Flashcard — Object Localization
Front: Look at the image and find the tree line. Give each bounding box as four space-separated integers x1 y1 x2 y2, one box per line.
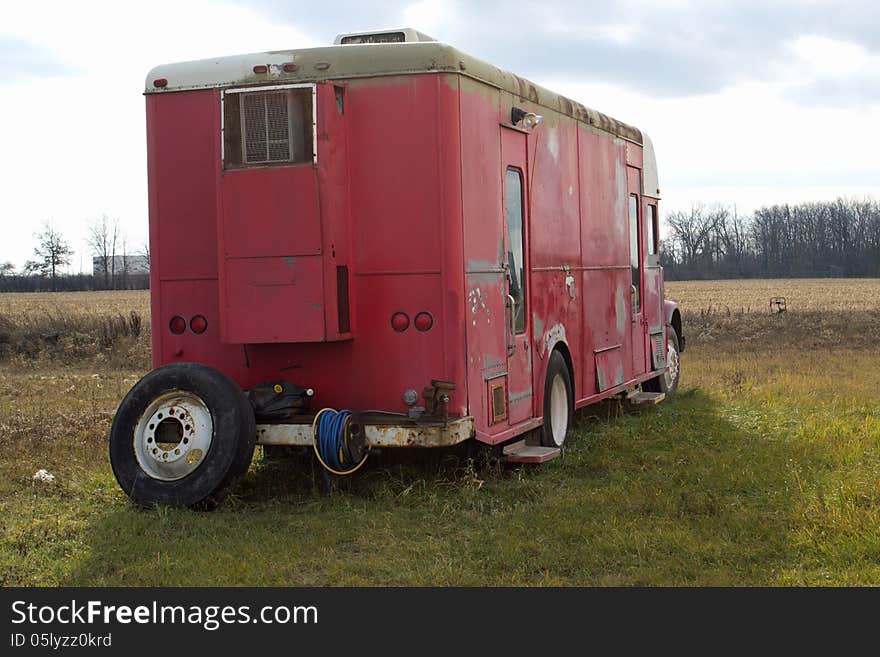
660 197 880 280
0 216 149 293
4 197 879 290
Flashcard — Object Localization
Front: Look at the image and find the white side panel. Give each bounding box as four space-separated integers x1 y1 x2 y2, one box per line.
641 132 661 199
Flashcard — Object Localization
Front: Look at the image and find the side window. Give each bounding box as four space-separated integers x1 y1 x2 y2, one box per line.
647 204 658 256
505 168 526 334
629 194 641 313
223 86 314 168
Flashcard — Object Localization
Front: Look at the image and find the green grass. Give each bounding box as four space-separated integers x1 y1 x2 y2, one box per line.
3 341 880 586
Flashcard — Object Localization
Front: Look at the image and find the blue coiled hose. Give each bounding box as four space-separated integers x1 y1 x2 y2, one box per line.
311 408 370 476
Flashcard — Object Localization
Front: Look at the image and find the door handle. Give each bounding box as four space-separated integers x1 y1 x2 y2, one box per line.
505 293 516 356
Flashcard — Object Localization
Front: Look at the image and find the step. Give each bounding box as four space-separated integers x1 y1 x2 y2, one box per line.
502 439 561 464
626 391 665 405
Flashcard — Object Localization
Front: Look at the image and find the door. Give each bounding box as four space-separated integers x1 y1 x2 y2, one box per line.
501 128 533 425
627 166 649 375
643 200 665 372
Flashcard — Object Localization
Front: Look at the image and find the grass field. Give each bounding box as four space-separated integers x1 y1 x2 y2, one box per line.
2 281 880 585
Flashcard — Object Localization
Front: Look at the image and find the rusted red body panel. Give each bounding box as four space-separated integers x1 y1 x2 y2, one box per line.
146 69 665 443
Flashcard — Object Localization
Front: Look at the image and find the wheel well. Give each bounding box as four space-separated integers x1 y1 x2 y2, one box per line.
551 342 575 400
670 309 682 344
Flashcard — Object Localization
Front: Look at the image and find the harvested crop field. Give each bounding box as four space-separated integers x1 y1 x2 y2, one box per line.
0 290 150 317
667 277 880 313
2 280 880 586
667 278 880 351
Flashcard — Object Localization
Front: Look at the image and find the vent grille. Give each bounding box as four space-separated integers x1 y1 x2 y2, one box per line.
242 91 291 163
651 332 666 370
340 31 406 44
490 381 507 424
223 85 313 169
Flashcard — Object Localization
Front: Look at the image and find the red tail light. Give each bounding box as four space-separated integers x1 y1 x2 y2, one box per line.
153 78 168 88
414 312 434 332
282 63 298 72
252 65 268 74
390 312 410 332
169 316 186 334
190 315 208 334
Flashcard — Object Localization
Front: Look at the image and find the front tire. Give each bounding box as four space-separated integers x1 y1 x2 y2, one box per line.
645 326 681 396
109 363 255 509
541 350 574 448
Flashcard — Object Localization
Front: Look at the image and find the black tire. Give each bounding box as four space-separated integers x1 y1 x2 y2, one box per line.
644 326 681 396
540 350 574 448
109 362 256 509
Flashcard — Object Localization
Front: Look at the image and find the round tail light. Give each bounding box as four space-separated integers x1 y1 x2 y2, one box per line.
390 312 410 332
169 316 186 335
190 315 208 334
414 311 434 332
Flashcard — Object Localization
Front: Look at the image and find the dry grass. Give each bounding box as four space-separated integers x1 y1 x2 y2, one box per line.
0 291 150 366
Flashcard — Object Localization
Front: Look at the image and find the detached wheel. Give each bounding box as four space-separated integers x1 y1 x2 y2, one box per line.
645 326 681 396
541 350 574 448
109 363 255 509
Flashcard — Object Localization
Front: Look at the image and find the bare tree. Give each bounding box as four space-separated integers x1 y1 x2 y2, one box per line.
86 214 121 290
664 205 725 277
662 196 880 280
110 220 119 288
120 236 129 289
31 222 73 291
717 207 751 277
0 262 14 277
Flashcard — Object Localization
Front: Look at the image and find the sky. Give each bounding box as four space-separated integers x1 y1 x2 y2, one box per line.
1 0 878 272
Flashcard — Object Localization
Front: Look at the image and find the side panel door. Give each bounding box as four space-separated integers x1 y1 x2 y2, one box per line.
501 128 534 425
642 199 665 371
626 166 648 375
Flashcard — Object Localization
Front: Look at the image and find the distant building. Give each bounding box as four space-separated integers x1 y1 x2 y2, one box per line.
93 255 150 276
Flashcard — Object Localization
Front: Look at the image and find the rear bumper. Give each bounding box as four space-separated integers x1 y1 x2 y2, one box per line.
256 416 474 448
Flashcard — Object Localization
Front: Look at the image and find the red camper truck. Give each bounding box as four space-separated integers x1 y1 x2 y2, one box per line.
110 28 684 507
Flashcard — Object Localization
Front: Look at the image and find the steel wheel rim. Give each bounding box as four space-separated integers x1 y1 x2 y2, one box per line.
133 391 213 481
550 374 568 447
664 338 680 389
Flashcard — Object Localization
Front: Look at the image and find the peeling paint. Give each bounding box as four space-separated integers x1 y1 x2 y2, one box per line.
615 284 627 335
565 274 576 299
468 287 491 321
547 127 560 163
615 148 627 238
466 258 502 273
532 313 544 354
509 388 533 404
542 322 566 356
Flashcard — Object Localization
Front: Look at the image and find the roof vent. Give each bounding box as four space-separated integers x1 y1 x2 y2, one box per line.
333 28 436 45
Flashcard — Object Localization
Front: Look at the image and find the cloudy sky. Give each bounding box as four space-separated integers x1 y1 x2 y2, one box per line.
1 0 878 271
